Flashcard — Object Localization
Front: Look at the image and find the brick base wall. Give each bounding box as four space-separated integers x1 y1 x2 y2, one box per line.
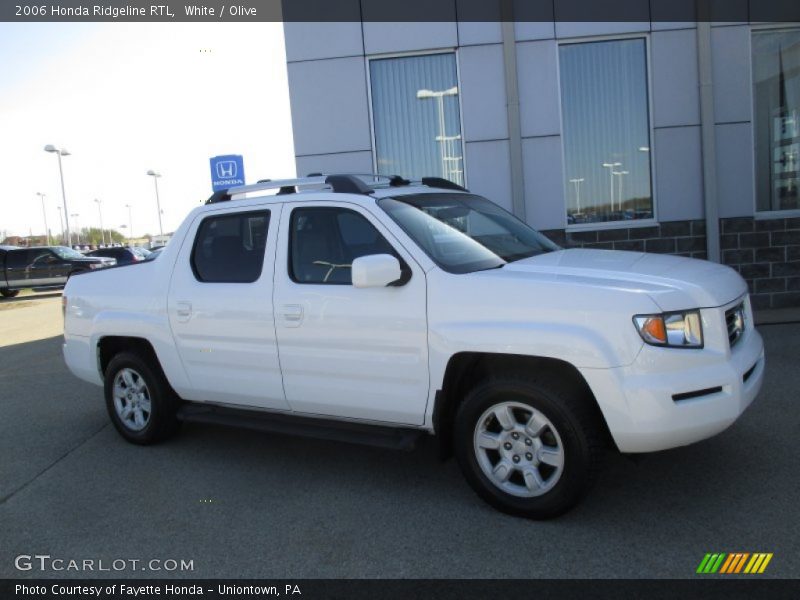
540 217 800 309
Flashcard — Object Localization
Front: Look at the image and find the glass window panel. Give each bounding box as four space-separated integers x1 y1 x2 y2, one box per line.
559 39 653 225
753 29 800 212
289 207 398 285
369 53 465 186
191 211 270 283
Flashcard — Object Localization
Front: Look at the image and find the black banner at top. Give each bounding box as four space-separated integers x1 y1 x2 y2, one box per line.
2 0 800 23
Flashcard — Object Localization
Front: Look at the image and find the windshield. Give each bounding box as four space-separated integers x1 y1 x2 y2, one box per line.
378 193 560 274
52 246 85 259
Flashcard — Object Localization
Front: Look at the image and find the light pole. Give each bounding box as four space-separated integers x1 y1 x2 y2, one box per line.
44 145 71 248
146 170 163 235
36 192 50 245
70 213 80 245
56 206 65 245
94 198 105 246
416 87 463 185
612 170 629 212
601 162 622 211
125 204 133 244
568 178 585 214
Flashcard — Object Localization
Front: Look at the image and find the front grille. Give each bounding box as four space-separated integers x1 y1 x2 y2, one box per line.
725 303 745 348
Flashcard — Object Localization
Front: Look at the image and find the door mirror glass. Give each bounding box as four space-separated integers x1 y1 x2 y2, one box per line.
352 254 401 288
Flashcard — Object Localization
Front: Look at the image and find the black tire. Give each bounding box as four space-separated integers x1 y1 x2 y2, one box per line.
454 373 604 519
0 288 19 298
104 351 181 445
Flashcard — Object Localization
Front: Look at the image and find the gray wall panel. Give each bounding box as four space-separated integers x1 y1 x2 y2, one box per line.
652 29 701 127
465 140 513 211
363 22 458 55
711 25 752 124
716 122 755 218
517 40 561 138
522 136 566 230
459 44 509 142
555 21 650 39
654 126 704 221
457 21 502 46
295 151 374 179
287 57 372 157
284 22 364 63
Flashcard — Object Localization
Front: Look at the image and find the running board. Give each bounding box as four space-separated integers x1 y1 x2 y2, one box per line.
176 403 422 451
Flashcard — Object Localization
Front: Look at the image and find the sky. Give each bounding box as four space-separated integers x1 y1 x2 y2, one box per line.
0 22 295 240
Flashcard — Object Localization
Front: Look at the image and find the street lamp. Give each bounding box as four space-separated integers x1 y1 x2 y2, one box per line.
94 198 105 246
568 178 585 214
416 87 463 185
44 145 71 247
612 170 630 212
56 206 65 245
146 170 163 235
36 192 50 245
125 204 133 244
601 162 622 211
70 213 80 245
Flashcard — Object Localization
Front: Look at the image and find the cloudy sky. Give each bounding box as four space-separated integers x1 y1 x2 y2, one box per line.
0 22 295 240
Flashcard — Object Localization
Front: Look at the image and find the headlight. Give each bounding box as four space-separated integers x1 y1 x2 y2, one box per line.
88 263 103 269
633 310 703 348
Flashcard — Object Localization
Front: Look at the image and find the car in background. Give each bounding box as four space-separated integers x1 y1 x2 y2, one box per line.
1 246 115 297
86 246 150 266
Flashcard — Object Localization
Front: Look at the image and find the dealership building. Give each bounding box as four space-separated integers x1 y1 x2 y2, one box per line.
283 18 800 309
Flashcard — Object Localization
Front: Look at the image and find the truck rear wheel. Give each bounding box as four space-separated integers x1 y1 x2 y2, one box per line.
0 288 19 298
454 374 603 519
104 352 180 445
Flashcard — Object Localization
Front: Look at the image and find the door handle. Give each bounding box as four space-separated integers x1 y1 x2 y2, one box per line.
281 304 304 327
176 301 192 322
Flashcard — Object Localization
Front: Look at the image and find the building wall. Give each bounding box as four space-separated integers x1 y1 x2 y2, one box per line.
284 20 800 308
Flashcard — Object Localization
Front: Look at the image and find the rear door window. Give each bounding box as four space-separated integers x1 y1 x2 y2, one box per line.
191 210 270 283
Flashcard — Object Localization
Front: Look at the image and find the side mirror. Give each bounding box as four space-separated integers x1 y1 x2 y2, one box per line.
352 254 402 288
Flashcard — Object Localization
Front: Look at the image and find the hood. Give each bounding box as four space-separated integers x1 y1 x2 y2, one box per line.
491 249 747 312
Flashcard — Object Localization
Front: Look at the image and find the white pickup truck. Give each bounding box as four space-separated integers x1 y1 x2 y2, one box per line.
63 174 765 518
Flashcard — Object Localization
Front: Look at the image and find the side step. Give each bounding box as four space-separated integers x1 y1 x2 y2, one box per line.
176 403 423 451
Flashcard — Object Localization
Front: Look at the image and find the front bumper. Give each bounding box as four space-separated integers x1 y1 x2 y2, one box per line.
580 299 765 453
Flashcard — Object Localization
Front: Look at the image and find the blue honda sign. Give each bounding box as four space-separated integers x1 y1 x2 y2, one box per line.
210 154 245 192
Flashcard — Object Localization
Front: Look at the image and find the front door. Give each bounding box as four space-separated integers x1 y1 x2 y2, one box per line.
167 204 289 411
273 201 429 425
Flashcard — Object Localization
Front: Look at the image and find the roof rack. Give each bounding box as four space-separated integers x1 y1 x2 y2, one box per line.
205 173 468 204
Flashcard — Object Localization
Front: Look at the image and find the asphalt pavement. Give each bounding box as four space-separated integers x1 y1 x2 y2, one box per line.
1 292 798 579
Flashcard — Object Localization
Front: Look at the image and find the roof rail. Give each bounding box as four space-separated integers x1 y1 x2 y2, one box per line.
204 173 465 204
204 174 387 204
421 177 468 192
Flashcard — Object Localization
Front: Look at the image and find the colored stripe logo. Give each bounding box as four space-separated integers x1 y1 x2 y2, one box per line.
697 553 773 574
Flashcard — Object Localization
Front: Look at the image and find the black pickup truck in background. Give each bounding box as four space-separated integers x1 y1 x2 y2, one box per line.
0 245 115 297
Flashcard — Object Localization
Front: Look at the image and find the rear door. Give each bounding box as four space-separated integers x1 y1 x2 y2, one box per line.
5 250 30 287
167 204 289 410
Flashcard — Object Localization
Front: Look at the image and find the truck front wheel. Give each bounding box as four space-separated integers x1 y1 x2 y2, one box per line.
0 288 19 298
104 352 180 445
454 374 603 519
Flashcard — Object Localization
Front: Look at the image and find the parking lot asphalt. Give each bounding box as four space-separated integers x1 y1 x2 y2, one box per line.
1 292 798 579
